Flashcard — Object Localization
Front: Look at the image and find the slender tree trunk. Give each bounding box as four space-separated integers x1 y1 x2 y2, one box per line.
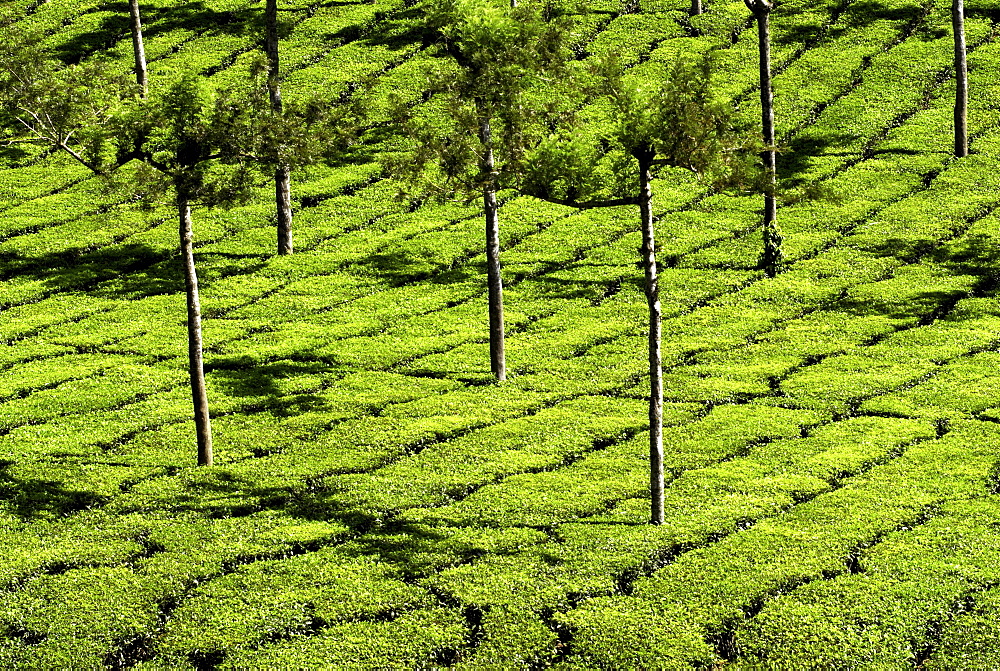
178 191 213 466
265 0 293 255
637 150 663 525
478 108 506 381
691 0 703 16
953 0 968 157
128 0 147 98
751 1 783 277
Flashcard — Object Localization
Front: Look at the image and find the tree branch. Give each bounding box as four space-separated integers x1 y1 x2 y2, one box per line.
57 142 103 175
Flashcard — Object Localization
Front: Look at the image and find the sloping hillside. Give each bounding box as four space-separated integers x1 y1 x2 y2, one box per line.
2 0 1000 666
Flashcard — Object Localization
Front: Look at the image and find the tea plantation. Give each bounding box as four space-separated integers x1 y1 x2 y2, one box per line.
2 0 1000 666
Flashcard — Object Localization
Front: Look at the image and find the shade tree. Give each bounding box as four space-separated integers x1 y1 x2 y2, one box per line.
128 0 148 98
0 34 122 174
0 36 336 466
384 0 576 381
521 53 757 524
744 0 783 278
953 0 968 157
264 0 294 254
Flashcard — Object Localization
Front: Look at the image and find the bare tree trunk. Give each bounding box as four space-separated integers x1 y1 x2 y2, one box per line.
637 150 663 525
691 0 703 16
749 0 783 277
953 0 968 157
178 191 213 466
128 0 147 98
265 0 293 255
478 108 506 381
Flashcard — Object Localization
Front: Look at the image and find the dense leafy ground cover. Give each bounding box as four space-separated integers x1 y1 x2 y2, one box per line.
2 0 1000 666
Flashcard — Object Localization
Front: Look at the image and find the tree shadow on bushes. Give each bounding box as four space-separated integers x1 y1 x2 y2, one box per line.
0 460 109 520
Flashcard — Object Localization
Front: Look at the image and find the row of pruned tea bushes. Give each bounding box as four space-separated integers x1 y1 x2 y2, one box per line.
841 151 1000 260
505 284 648 361
147 29 249 77
772 267 981 415
0 352 148 401
0 175 187 268
218 608 466 669
683 79 1000 272
492 264 754 383
455 604 564 669
215 194 636 365
0 339 76 369
0 170 113 240
41 8 146 68
691 65 976 265
1 212 176 296
0 510 352 668
0 294 118 345
32 295 189 356
301 395 648 515
0 568 161 666
216 278 482 364
488 253 781 395
734 495 1000 666
653 247 898 367
926 583 1000 668
290 161 383 206
684 0 754 43
342 52 442 126
210 272 382 324
563 8 617 51
311 296 514 371
280 35 424 105
309 198 495 276
0 363 185 436
282 0 407 69
0 508 163 588
33 292 261 360
2 366 451 471
500 205 636 281
99 0 267 69
781 74 1000 259
109 385 563 516
417 413 929 664
281 180 408 252
0 459 163 523
118 24 197 65
152 545 447 665
0 569 156 667
407 403 817 529
0 384 194 464
441 411 923 562
862 350 1000 420
559 418 1000 667
414 414 928 662
99 317 268 361
775 151 936 249
966 38 1000 113
11 0 103 40
402 292 655 391
665 0 915 106
764 0 935 137
706 0 880 103
0 154 88 211
584 11 689 67
786 29 959 182
682 265 995 403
